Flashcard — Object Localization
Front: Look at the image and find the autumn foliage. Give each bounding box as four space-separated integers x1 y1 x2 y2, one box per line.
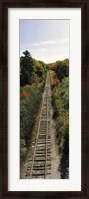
50 58 69 179
22 91 29 100
51 77 60 88
20 51 46 159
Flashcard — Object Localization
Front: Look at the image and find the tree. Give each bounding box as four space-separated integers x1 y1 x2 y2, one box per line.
20 50 33 72
20 50 34 85
56 59 69 81
20 50 47 87
23 50 31 57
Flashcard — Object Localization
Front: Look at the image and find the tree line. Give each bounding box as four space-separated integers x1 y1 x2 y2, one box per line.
20 50 69 179
20 50 47 159
49 58 69 178
20 50 46 86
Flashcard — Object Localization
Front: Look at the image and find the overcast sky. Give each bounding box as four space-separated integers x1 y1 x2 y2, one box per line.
20 19 69 63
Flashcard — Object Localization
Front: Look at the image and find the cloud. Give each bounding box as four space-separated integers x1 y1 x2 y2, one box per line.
20 38 69 62
30 45 69 63
32 43 41 46
32 40 55 46
40 48 45 51
42 40 56 45
32 38 69 47
59 38 69 43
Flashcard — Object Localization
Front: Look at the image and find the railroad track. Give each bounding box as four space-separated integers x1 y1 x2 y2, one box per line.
26 71 52 179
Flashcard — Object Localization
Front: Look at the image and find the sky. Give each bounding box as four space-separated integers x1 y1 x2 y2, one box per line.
20 20 69 63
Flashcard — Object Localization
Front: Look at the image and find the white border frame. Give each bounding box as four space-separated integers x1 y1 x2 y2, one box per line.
8 8 81 191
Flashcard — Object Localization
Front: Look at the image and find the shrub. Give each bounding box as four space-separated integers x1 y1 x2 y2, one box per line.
20 87 43 159
52 76 69 178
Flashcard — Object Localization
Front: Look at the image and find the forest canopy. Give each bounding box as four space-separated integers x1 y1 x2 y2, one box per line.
20 50 69 179
49 58 69 178
20 50 47 158
20 50 47 86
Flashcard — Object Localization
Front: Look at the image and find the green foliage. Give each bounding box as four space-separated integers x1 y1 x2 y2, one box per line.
20 138 27 157
47 62 57 70
33 60 47 82
53 77 69 115
20 50 34 85
52 76 69 178
56 59 69 81
20 51 47 86
20 87 42 159
47 58 69 82
20 50 47 159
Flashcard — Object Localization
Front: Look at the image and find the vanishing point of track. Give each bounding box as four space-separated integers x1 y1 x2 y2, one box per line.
26 71 52 179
